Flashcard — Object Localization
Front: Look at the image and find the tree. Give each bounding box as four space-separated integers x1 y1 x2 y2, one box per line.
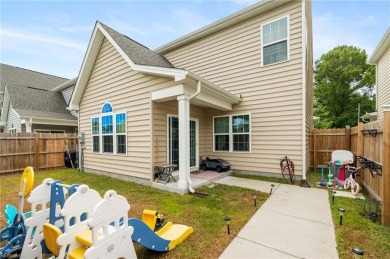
314 45 375 128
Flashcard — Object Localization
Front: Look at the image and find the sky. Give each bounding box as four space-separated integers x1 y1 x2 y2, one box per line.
1 0 389 79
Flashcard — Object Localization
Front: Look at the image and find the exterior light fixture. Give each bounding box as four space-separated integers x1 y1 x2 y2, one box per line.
252 193 257 207
352 247 364 258
331 190 336 204
270 184 275 194
224 216 231 235
338 208 345 225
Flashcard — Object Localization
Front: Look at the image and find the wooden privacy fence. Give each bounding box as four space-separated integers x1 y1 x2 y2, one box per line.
0 133 78 174
309 111 390 225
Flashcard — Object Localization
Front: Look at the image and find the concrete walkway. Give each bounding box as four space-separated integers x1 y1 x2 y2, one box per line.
216 177 339 259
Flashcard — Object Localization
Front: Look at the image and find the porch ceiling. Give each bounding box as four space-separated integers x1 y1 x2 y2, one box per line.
151 73 241 111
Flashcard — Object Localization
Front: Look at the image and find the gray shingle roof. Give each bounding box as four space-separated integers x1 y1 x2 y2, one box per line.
1 63 69 92
8 85 77 120
99 22 175 68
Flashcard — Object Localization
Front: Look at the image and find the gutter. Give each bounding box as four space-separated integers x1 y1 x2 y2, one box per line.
185 80 201 193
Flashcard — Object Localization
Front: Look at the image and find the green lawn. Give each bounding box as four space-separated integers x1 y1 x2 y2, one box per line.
2 169 389 258
0 169 267 259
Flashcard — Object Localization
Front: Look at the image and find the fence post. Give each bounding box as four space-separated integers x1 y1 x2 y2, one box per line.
357 123 364 165
313 129 317 172
345 125 351 150
35 134 39 171
382 107 390 225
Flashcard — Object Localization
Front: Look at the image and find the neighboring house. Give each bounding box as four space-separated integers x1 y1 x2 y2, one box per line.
360 112 377 122
69 0 313 192
0 64 78 133
369 27 390 121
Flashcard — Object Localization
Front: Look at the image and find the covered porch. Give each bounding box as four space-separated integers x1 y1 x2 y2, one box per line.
151 72 240 193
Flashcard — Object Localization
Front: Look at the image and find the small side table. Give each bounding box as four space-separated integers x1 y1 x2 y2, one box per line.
154 163 177 184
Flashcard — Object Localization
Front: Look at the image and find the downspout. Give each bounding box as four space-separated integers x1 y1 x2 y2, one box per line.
186 80 201 193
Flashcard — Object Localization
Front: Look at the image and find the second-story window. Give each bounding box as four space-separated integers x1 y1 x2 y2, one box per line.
262 16 289 66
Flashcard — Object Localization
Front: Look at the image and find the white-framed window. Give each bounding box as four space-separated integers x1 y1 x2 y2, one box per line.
91 102 126 155
92 117 100 152
213 114 250 152
9 123 17 133
261 16 289 66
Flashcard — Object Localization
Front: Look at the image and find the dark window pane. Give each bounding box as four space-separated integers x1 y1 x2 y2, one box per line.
263 40 287 65
233 134 250 152
214 117 229 134
215 135 229 151
103 136 113 153
93 136 99 152
117 135 126 154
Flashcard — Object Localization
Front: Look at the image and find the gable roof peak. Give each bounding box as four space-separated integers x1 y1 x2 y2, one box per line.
96 21 174 68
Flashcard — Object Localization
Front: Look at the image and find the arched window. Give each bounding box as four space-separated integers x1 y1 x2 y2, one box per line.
102 103 113 113
91 103 126 155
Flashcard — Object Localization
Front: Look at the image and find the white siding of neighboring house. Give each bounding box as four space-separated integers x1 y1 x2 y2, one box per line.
61 86 74 105
5 105 21 132
161 0 307 175
61 86 78 117
79 38 176 181
376 47 390 121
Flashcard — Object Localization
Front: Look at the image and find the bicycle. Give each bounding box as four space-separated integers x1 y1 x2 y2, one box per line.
343 165 361 196
280 156 295 184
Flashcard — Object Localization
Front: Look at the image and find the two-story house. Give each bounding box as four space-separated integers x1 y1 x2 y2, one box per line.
69 0 313 193
369 27 390 121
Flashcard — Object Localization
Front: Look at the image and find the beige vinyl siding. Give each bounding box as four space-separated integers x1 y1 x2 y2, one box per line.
376 47 390 121
163 1 304 175
79 38 176 180
305 0 314 172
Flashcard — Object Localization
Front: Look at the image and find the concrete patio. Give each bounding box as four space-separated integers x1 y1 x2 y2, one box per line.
151 169 232 194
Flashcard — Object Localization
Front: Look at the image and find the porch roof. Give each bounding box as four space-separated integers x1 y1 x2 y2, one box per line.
152 71 241 111
68 21 240 112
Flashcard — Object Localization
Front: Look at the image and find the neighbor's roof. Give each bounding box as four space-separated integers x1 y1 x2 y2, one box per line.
155 0 292 54
99 22 174 68
0 63 69 94
369 27 390 64
8 85 77 120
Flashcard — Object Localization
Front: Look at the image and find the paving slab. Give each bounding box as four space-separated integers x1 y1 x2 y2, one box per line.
237 210 338 259
220 237 298 258
262 192 333 225
215 176 281 193
334 190 365 199
273 183 329 201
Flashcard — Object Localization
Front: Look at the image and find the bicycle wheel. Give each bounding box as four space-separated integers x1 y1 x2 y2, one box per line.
351 182 361 196
343 179 350 190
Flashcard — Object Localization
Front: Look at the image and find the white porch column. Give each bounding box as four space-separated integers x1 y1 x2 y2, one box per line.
177 95 189 190
25 118 33 132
